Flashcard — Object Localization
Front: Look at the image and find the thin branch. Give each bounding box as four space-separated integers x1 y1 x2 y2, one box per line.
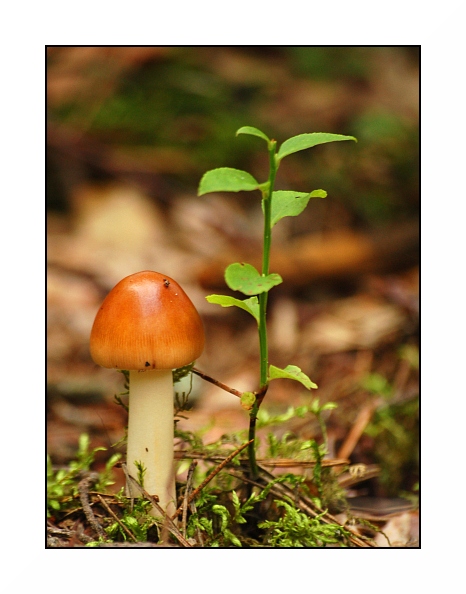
189 498 204 547
192 367 242 397
175 452 247 462
94 542 181 548
182 460 198 539
257 458 349 469
78 473 107 541
337 402 377 460
96 493 137 542
174 451 348 469
171 439 254 521
122 464 193 548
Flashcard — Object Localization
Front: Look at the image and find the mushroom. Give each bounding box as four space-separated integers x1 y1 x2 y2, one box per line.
89 271 205 517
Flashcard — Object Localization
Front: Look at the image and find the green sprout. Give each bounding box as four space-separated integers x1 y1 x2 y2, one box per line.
199 126 357 478
47 433 121 516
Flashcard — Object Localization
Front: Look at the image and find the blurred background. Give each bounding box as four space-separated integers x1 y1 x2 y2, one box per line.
47 46 419 504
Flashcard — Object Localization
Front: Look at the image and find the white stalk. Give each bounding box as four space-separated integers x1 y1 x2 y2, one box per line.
126 369 176 518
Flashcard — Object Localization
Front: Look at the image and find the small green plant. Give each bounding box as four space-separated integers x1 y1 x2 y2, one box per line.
134 460 147 488
258 499 351 547
105 492 154 542
47 433 121 516
198 126 356 477
363 379 419 496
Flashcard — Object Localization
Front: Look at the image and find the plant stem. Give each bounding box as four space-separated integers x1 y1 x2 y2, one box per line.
259 142 277 384
248 141 278 479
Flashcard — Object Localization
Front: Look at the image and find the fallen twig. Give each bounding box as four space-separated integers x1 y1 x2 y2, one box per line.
182 460 198 539
337 402 378 460
96 493 137 542
122 464 194 548
78 473 107 541
94 542 181 548
171 439 253 521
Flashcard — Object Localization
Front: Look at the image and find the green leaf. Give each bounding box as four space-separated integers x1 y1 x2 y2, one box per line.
225 262 282 296
276 133 357 162
236 126 270 143
268 365 318 390
267 190 327 227
198 167 259 195
205 294 260 323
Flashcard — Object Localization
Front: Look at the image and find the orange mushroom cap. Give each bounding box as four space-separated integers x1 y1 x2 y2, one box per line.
90 271 205 370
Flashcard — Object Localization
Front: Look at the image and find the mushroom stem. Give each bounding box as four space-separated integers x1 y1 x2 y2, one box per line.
126 369 176 517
